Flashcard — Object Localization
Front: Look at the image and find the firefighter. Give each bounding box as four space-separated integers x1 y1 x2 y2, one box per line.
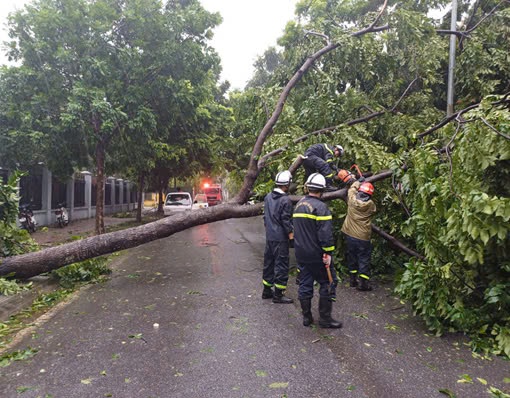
262 170 294 304
302 143 344 191
293 173 342 328
341 178 377 291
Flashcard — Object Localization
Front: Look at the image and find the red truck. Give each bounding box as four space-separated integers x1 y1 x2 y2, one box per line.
203 183 223 206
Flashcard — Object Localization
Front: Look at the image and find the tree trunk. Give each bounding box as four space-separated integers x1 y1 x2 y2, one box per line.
95 141 106 235
0 203 263 279
157 184 164 213
136 172 145 223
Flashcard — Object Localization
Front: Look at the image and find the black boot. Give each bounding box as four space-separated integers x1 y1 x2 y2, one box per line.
272 288 294 304
318 297 342 328
300 298 313 326
262 286 273 299
357 278 372 291
349 274 358 288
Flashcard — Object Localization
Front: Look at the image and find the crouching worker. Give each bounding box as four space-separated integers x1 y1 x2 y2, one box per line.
262 170 294 304
341 179 377 291
293 173 342 328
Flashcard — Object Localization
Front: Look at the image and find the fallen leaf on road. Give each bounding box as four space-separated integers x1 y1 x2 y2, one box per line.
268 382 289 389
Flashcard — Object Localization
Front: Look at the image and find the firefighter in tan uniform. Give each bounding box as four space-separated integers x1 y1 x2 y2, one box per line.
341 179 377 291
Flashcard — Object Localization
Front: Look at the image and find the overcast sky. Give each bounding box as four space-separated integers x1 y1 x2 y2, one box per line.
0 0 298 90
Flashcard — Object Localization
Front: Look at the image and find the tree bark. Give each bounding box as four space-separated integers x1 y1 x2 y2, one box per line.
0 203 262 279
95 141 106 235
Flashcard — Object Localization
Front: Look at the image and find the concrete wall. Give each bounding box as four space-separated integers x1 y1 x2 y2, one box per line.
7 168 138 227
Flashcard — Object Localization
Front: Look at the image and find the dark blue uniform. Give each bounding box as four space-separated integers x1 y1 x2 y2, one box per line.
303 144 338 185
293 195 338 300
263 189 293 290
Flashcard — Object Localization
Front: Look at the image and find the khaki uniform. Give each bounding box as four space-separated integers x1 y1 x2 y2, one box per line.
341 181 376 240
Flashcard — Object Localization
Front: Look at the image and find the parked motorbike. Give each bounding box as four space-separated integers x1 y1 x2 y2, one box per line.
19 203 37 233
55 202 69 227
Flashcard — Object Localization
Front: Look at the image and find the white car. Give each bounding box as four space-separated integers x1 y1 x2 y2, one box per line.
163 192 192 216
192 193 209 210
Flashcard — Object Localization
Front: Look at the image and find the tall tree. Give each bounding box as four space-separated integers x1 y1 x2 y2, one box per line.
4 0 222 233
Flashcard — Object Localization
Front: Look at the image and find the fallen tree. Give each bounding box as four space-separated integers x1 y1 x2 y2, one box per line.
0 1 391 279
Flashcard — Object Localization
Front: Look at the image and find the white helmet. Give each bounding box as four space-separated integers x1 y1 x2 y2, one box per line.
305 173 326 190
275 170 292 186
334 145 344 156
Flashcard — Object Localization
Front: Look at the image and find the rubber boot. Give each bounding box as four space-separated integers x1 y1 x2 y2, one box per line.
349 274 358 288
318 297 342 328
357 278 372 291
300 298 313 326
272 288 294 304
262 286 273 299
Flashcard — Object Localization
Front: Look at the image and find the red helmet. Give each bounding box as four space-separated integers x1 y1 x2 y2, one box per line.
359 182 374 196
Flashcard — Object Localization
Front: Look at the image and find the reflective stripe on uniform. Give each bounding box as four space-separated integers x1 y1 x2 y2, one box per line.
322 246 335 252
274 283 287 290
359 274 370 280
263 280 273 287
324 144 334 156
293 213 332 221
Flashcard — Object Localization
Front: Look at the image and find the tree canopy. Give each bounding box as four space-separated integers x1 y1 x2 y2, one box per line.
1 0 509 357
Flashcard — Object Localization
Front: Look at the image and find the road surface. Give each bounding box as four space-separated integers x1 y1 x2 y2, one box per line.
0 217 508 397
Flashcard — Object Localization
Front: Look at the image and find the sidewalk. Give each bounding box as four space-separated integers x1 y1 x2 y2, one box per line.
0 216 137 324
33 216 137 247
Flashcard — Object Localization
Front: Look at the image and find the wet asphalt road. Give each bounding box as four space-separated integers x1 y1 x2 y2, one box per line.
0 217 509 398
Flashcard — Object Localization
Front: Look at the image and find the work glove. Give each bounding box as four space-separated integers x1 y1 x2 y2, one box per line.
322 253 332 267
358 176 365 183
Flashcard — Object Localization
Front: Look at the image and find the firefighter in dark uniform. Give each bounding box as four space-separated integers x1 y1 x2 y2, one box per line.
303 143 344 190
293 173 342 328
262 170 294 304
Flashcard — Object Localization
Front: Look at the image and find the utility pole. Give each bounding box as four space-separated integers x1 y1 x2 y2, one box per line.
447 0 459 116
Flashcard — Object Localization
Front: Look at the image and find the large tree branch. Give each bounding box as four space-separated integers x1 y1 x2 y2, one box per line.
288 169 425 260
233 1 389 204
258 77 417 168
0 203 263 279
435 1 508 44
417 93 510 139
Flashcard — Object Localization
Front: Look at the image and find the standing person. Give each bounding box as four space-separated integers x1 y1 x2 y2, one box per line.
262 170 294 304
293 173 342 328
302 143 344 191
341 179 377 291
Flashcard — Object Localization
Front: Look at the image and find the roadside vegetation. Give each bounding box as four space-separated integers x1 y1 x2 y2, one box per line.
0 0 509 360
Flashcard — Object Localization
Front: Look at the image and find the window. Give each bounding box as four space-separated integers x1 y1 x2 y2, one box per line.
115 180 120 205
91 177 97 206
105 180 112 205
19 168 43 210
123 182 128 204
51 178 67 209
74 174 85 207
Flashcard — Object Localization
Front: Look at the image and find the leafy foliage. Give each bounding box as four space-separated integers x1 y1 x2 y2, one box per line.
0 172 38 295
53 256 112 288
233 0 510 357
